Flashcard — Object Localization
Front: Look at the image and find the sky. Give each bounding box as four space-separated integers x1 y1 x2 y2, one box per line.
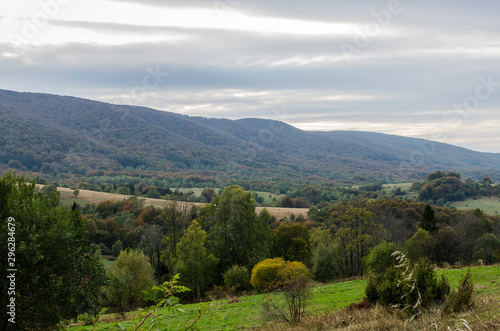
1 0 500 153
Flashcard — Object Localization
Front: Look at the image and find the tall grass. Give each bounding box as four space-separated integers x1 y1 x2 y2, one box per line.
261 295 500 330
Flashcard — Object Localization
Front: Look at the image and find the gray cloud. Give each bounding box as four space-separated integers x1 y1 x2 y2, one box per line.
1 0 499 152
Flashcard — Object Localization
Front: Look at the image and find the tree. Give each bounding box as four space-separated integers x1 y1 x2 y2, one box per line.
432 227 461 265
473 233 500 264
301 185 319 204
146 187 161 199
363 241 399 276
426 171 447 181
112 239 123 257
405 228 435 262
210 185 270 272
278 196 295 208
420 204 438 232
41 183 58 196
444 269 474 313
139 225 165 281
311 244 339 282
174 220 218 300
481 176 492 185
271 223 312 263
105 249 155 313
331 204 384 277
456 214 492 263
160 201 195 276
309 227 339 282
0 171 107 330
200 188 217 203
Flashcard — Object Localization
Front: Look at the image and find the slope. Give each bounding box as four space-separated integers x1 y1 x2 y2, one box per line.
1 89 499 183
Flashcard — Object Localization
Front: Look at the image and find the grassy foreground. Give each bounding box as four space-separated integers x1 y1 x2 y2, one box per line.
67 265 499 330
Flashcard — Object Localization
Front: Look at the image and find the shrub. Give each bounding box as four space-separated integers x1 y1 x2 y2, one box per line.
406 257 450 308
444 269 474 313
374 265 405 306
262 277 312 326
280 261 311 281
365 253 450 313
223 265 251 293
251 258 286 291
251 258 311 291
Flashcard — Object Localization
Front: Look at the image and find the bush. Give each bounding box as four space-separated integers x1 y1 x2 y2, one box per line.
251 258 286 291
223 265 251 293
444 269 474 313
365 253 449 312
406 258 450 308
371 265 405 306
262 277 312 326
250 258 311 291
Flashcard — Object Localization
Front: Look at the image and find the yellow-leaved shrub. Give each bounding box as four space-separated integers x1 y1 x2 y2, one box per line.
250 258 311 291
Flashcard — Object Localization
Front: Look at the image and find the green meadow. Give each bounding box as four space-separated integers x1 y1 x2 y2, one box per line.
68 265 500 331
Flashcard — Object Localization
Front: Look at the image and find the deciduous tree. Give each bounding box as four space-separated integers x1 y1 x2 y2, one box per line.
174 220 218 300
210 186 270 272
271 223 312 263
0 171 107 331
105 249 155 313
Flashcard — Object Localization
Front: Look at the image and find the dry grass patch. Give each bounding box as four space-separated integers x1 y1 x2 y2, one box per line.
38 184 305 219
259 295 500 331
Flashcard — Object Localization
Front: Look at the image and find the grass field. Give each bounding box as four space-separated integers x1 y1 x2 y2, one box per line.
174 187 205 196
352 183 419 199
67 265 500 331
100 257 117 270
381 183 419 199
253 191 284 205
451 197 500 216
174 188 283 206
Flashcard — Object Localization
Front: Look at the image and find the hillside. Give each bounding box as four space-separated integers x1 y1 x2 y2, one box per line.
1 89 499 183
68 265 500 330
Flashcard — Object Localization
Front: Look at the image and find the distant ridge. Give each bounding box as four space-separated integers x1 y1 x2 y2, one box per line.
1 89 499 183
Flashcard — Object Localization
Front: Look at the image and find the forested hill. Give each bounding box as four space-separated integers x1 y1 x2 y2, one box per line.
1 89 499 183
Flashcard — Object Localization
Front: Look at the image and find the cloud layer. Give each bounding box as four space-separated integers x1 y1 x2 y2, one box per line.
1 0 499 152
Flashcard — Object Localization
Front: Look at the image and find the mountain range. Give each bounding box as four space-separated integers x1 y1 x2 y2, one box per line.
1 89 499 184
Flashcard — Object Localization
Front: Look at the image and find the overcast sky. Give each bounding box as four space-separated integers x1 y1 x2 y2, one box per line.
1 0 499 153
